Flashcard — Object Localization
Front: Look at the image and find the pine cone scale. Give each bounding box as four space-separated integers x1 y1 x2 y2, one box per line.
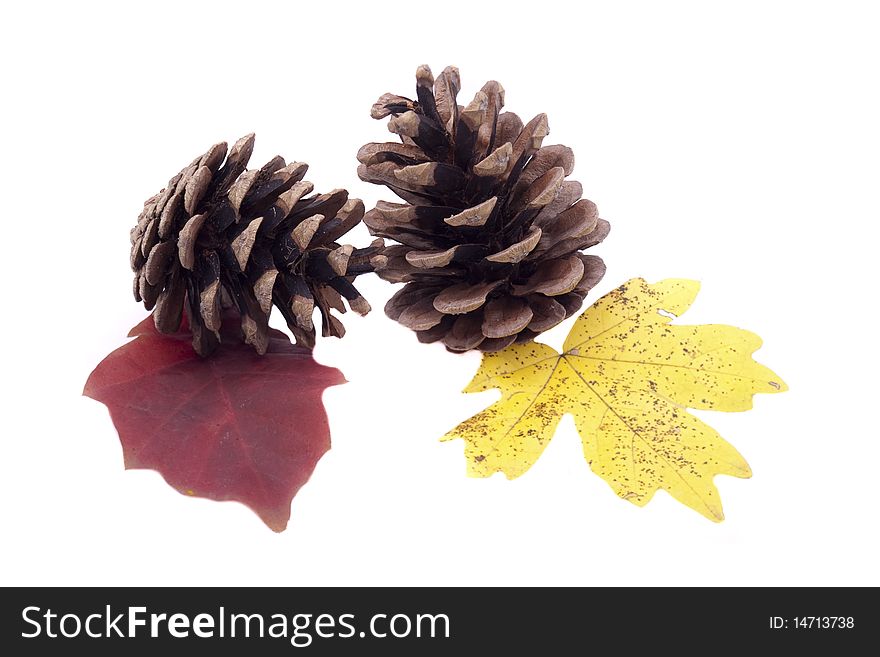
479 335 517 353
444 197 497 227
443 314 484 351
432 281 502 315
485 226 541 263
526 294 567 331
153 268 185 332
199 279 221 332
177 213 207 270
482 297 533 339
397 297 445 331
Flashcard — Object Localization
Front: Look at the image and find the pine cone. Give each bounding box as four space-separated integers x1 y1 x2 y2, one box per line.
358 65 609 352
130 134 384 356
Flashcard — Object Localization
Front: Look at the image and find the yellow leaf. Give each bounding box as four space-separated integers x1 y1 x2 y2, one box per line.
442 278 787 521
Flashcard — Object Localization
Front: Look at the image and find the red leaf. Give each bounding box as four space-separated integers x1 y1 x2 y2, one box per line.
84 315 345 531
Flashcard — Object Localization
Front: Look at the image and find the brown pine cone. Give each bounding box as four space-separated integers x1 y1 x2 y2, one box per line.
130 134 385 356
358 65 609 352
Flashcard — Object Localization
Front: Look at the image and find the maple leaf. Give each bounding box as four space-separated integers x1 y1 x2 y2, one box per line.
84 314 344 531
442 278 787 521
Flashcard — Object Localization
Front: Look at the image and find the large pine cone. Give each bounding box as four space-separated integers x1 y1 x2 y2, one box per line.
358 65 609 352
130 134 385 356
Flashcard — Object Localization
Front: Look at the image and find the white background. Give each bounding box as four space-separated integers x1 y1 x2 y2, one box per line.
2 1 878 586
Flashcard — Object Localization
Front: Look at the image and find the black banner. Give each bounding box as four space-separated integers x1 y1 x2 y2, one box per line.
0 587 871 654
